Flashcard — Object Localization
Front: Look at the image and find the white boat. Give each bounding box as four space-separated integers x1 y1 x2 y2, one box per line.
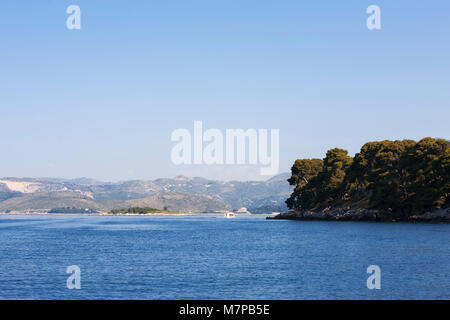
224 211 235 218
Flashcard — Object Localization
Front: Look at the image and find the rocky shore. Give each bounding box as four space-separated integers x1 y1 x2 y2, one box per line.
267 207 450 223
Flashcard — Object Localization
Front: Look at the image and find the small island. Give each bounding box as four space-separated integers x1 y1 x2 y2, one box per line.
108 206 181 215
48 207 98 214
269 138 450 222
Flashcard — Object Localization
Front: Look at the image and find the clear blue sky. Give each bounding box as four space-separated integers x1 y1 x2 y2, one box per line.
0 1 449 181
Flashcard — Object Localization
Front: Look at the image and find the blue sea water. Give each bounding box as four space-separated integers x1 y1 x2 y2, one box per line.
0 214 448 299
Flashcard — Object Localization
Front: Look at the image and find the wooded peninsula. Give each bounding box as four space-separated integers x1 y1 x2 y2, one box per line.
273 138 449 222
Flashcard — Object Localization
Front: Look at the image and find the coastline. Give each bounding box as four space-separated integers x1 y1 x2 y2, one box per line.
266 207 450 223
0 212 250 217
99 212 196 216
0 211 196 217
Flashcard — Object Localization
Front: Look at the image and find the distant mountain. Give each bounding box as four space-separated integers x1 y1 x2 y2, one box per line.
152 173 292 210
0 173 292 213
266 172 291 182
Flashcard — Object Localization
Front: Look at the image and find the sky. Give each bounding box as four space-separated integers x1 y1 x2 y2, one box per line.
0 0 449 182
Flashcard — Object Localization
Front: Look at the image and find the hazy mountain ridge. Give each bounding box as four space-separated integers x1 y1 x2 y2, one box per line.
0 173 292 213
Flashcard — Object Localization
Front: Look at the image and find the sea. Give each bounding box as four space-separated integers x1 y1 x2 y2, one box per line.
0 214 448 299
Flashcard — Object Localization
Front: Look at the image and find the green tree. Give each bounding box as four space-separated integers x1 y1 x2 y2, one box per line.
286 149 352 210
344 140 416 213
403 138 449 212
286 159 323 209
312 148 353 207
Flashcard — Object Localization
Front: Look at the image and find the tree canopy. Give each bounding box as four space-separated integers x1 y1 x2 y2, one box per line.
286 138 449 216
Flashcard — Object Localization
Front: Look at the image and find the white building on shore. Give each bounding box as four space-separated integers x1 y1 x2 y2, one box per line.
235 207 251 215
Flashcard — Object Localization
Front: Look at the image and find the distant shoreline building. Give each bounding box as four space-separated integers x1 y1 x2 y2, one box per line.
235 207 251 215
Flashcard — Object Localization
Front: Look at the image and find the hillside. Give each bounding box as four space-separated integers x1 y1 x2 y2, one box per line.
0 173 292 213
125 192 231 212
